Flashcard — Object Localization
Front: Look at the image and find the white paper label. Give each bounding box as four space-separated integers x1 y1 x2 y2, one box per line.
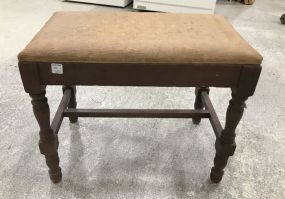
51 63 63 74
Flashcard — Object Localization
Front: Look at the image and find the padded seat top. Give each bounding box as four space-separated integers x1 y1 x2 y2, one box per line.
18 12 262 65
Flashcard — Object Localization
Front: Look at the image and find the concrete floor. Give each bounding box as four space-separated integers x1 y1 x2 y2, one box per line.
0 0 285 198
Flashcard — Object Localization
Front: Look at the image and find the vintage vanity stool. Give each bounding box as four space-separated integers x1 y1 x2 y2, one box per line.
18 12 262 184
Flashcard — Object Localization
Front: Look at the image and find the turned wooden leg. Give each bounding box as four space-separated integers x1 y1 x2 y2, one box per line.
210 91 248 183
30 91 62 183
63 86 78 123
192 87 209 124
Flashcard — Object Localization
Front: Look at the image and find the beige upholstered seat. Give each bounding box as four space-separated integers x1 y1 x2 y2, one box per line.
18 12 262 65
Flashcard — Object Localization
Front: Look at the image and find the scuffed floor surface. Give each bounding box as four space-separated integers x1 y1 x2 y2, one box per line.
0 0 285 198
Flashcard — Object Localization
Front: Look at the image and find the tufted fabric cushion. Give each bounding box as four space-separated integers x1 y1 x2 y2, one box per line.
18 12 262 65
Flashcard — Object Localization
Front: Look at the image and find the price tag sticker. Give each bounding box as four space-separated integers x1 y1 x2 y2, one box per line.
51 63 63 74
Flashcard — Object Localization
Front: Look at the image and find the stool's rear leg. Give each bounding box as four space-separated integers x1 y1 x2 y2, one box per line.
30 91 62 183
210 92 247 183
192 87 209 124
63 86 78 123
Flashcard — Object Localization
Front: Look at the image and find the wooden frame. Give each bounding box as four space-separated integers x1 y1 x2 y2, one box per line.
19 61 261 184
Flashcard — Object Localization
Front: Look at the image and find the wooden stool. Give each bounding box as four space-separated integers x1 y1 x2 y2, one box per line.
18 12 262 184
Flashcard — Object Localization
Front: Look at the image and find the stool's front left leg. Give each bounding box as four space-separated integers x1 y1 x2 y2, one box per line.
30 91 62 183
210 91 248 183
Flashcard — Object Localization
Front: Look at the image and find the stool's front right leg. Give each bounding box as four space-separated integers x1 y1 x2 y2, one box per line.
30 91 62 183
210 91 248 183
209 65 261 183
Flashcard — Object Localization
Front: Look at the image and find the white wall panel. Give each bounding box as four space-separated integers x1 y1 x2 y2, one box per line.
134 0 216 13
